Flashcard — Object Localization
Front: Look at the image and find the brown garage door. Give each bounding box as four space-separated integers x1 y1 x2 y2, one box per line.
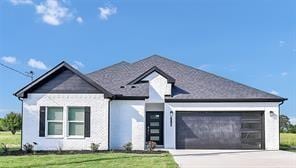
176 111 264 149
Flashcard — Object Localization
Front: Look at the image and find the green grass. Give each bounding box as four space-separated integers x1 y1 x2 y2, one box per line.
280 133 296 152
0 131 21 150
0 131 177 167
0 152 177 168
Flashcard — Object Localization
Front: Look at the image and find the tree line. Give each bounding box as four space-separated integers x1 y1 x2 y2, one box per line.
280 114 296 133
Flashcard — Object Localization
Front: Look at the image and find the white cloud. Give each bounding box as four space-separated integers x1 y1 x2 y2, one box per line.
281 72 288 77
279 40 286 47
74 61 84 67
35 0 72 26
76 16 83 24
27 58 48 70
290 118 296 125
1 56 17 64
9 0 33 5
198 64 210 70
71 64 79 69
71 60 84 70
98 6 117 20
270 90 279 95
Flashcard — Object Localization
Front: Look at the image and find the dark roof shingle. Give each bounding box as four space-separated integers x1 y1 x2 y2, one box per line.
87 55 285 101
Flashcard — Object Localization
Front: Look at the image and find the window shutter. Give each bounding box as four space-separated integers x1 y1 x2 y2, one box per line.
84 107 91 137
39 106 46 137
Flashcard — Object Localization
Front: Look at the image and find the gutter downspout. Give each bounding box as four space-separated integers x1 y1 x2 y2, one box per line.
278 100 285 149
108 99 111 151
18 97 23 151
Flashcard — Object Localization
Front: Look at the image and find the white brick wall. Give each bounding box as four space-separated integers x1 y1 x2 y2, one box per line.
110 100 145 150
22 93 109 151
264 106 280 150
164 102 280 150
22 93 281 151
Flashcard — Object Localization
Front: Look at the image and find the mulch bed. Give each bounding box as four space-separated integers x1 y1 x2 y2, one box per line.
0 149 168 156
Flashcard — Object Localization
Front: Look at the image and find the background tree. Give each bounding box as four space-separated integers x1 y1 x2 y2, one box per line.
280 115 291 133
0 118 7 131
3 112 21 134
288 124 296 133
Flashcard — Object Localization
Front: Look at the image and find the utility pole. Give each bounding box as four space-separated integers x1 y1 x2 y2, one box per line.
0 63 34 81
25 71 34 81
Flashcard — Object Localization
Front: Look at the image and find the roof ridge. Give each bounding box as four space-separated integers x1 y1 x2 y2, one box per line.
131 54 167 64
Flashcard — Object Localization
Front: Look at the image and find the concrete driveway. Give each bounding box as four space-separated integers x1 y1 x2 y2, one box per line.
169 150 296 168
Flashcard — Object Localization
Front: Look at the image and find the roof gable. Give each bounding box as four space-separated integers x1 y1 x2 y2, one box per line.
32 68 100 93
14 62 112 98
128 66 175 85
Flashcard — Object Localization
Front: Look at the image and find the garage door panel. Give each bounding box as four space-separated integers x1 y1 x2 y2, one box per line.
176 111 264 149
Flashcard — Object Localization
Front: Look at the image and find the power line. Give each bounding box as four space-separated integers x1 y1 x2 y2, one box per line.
0 63 34 81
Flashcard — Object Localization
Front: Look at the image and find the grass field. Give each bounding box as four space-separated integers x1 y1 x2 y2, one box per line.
0 131 295 167
0 152 177 168
0 131 177 168
280 133 296 152
0 131 21 150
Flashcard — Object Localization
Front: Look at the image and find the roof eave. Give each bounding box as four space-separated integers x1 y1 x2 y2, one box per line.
165 98 287 103
112 95 148 100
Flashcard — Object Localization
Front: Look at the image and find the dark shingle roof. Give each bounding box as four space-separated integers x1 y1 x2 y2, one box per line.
87 55 285 102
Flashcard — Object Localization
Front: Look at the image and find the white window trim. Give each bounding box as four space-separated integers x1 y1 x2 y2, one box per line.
67 106 85 138
45 106 64 138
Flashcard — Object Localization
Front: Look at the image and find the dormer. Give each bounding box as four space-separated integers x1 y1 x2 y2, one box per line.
129 66 175 102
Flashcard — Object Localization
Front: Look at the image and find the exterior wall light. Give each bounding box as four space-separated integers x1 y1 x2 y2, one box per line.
170 111 173 127
270 111 275 116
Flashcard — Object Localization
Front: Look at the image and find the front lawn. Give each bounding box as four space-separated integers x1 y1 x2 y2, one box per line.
0 152 177 168
0 131 177 167
0 131 21 151
280 133 296 152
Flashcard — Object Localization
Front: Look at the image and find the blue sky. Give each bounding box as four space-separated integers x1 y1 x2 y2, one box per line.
0 0 295 122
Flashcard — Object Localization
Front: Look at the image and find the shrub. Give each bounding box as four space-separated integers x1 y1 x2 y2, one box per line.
1 143 8 154
23 143 34 153
90 143 100 152
146 141 157 152
123 142 133 151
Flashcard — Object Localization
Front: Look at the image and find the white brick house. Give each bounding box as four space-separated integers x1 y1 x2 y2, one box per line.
15 55 286 151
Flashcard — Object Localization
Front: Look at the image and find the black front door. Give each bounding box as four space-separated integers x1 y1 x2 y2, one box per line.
146 112 164 145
